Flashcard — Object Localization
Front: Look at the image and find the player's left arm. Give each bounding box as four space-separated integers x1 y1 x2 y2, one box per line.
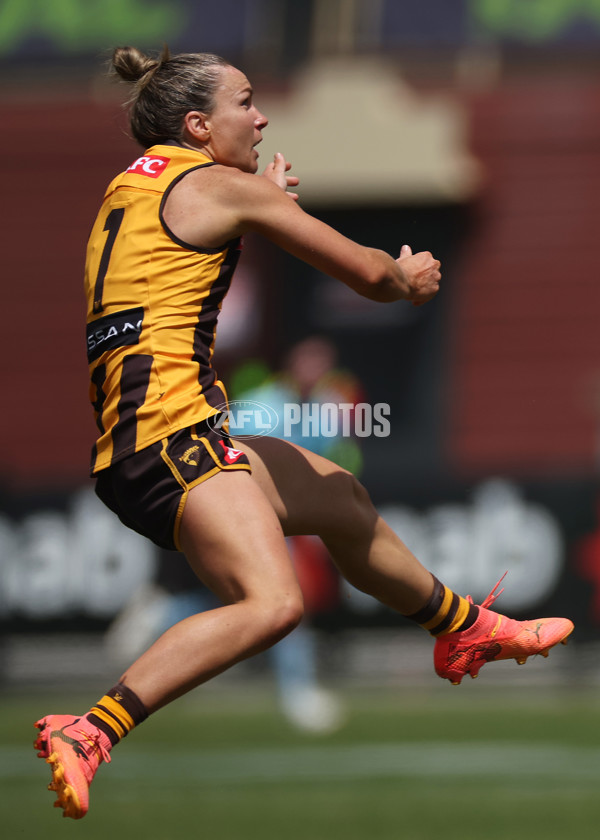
239 156 440 305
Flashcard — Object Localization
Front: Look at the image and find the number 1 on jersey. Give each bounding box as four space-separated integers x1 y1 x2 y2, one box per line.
93 207 125 314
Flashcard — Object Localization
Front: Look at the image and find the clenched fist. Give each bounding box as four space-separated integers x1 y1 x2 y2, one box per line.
397 244 441 306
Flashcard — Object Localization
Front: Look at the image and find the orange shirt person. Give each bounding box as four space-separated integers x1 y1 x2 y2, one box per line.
34 46 573 820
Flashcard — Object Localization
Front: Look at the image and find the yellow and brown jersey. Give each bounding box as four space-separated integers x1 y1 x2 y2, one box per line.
85 144 242 474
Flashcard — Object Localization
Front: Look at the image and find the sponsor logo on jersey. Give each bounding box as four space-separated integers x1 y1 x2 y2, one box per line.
86 306 144 363
126 155 170 178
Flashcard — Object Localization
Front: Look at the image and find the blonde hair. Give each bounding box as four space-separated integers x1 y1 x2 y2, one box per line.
112 45 231 147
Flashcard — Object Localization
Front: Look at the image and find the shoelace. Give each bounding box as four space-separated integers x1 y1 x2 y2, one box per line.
74 728 112 765
466 571 508 609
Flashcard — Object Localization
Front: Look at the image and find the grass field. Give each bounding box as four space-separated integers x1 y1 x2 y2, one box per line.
2 681 600 839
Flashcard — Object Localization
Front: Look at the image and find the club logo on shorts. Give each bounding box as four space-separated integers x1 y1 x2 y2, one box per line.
126 155 170 178
180 446 200 466
219 440 245 464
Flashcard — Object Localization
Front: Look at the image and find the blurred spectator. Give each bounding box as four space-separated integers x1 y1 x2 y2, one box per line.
234 335 364 473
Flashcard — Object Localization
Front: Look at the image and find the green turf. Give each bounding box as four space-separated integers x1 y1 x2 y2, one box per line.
3 684 600 839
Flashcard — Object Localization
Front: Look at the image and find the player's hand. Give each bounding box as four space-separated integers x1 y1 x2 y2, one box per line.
261 152 300 201
397 244 441 306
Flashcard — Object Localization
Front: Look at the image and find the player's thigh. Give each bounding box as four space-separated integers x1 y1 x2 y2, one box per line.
179 468 302 609
233 435 378 540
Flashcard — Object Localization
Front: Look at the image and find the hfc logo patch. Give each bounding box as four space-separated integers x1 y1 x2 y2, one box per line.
126 155 170 178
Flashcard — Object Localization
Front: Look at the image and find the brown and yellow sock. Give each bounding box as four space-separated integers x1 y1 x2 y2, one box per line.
86 683 148 747
406 576 479 637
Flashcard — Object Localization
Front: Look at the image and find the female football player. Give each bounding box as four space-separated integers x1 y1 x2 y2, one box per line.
34 46 573 819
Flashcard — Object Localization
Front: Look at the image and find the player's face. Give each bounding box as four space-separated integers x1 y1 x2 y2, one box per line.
203 65 268 173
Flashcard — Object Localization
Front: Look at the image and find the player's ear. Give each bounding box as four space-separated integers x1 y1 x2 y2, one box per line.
183 111 210 143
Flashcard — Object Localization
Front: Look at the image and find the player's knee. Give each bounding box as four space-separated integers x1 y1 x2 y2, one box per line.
335 466 370 504
272 589 304 639
259 588 304 648
330 469 377 533
349 471 374 512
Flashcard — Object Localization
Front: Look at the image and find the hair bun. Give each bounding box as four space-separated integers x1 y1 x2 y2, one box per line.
108 46 228 148
112 45 168 83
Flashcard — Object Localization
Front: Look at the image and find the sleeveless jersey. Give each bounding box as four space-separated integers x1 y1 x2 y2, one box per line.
84 144 242 474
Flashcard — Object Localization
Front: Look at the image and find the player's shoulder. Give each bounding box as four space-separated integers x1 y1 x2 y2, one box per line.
170 164 294 238
184 162 248 185
184 163 274 197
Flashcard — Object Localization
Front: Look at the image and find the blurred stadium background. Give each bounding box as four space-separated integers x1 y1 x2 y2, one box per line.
1 1 600 836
